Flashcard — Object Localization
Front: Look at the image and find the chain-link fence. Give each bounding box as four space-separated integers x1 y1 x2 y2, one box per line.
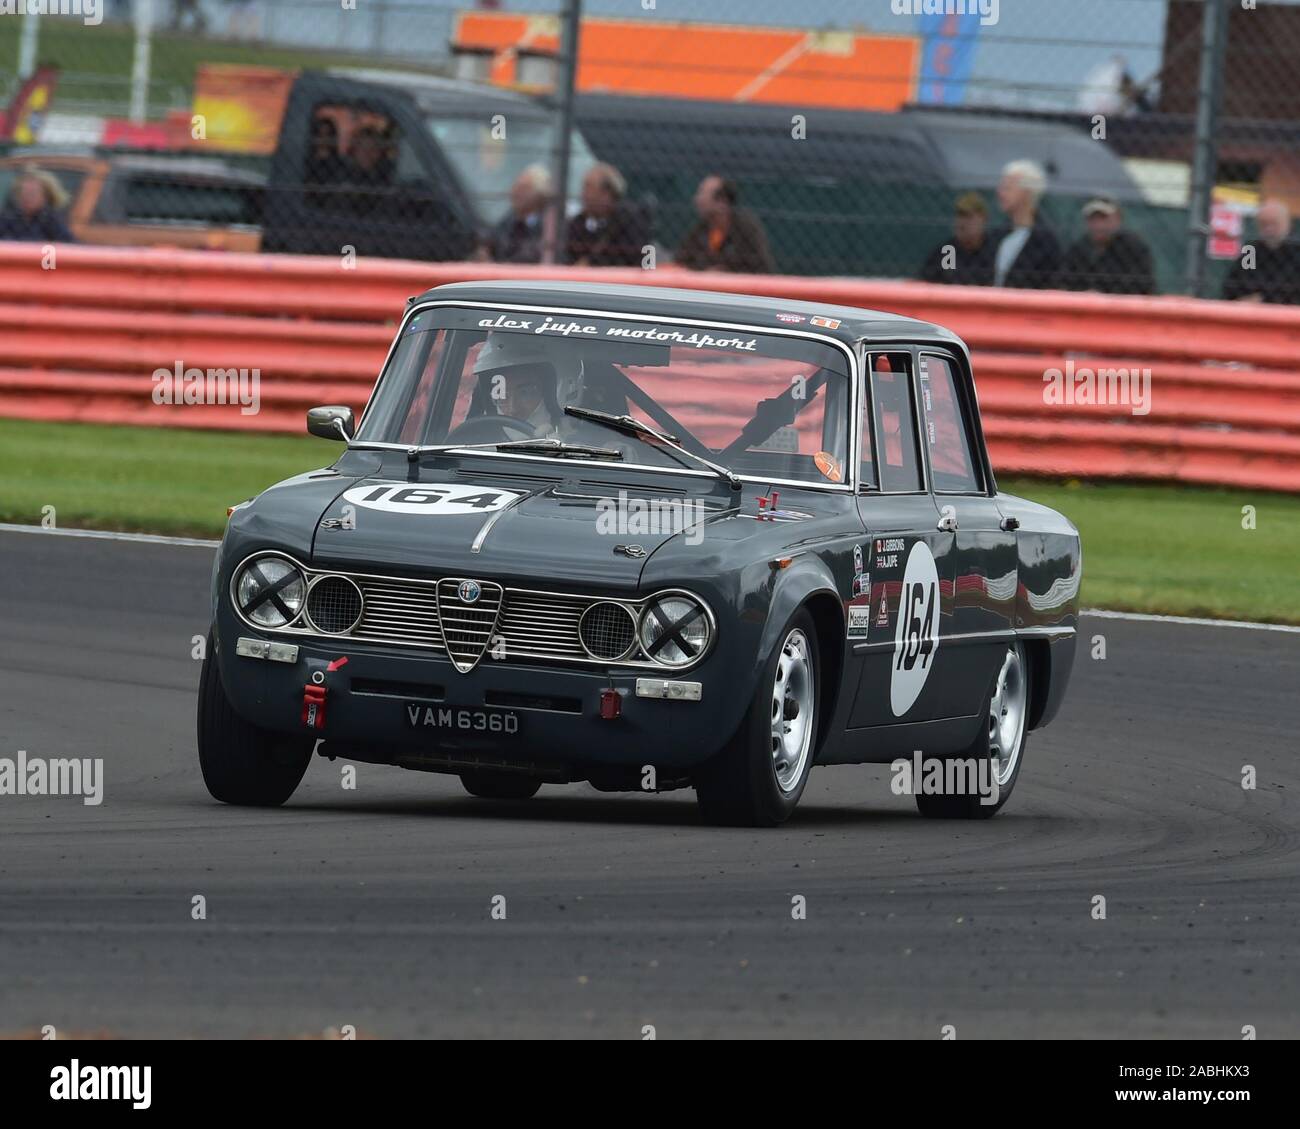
0 0 1297 300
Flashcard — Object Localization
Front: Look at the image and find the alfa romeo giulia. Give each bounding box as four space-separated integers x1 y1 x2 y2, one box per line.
198 281 1080 825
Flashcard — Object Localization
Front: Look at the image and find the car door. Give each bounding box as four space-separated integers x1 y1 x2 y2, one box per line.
917 349 1019 720
848 348 955 730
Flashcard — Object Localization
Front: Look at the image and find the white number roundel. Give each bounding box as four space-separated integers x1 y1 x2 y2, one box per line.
341 483 521 515
891 540 941 717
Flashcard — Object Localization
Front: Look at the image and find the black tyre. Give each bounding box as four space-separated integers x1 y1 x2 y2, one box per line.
695 609 819 827
197 637 314 806
916 641 1028 820
460 771 543 799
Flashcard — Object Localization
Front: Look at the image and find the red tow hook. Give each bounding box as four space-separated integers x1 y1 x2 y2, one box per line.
303 657 349 730
599 688 622 720
302 680 327 729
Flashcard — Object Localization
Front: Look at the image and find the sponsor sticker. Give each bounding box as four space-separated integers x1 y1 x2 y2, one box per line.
875 536 905 570
847 606 872 638
810 316 841 330
776 313 806 324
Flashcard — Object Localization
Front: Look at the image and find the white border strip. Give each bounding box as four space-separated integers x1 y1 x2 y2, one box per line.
0 523 219 549
1082 607 1300 635
2 525 1297 634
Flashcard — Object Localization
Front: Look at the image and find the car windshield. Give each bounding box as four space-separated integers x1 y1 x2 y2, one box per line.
356 305 853 486
425 115 595 224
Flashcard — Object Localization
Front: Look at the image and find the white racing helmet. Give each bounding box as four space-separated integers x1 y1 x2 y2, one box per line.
472 332 585 434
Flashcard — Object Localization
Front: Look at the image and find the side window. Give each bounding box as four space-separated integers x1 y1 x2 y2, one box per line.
869 352 924 492
857 370 877 489
918 353 981 493
119 176 261 227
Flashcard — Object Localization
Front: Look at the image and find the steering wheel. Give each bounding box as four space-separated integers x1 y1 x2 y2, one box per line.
444 414 537 445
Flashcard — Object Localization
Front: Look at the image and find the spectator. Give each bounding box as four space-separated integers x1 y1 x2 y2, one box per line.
304 114 349 188
990 159 1061 289
566 163 649 267
918 192 995 286
675 175 775 274
483 164 553 264
346 126 394 191
0 167 75 243
1057 197 1155 295
1222 199 1300 305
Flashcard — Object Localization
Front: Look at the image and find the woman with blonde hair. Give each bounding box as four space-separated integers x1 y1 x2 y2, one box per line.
0 166 76 243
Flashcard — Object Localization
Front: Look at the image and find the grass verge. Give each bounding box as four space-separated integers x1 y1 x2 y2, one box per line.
0 419 1296 624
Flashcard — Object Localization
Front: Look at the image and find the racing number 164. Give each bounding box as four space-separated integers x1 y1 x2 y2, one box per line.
360 486 504 509
896 581 936 672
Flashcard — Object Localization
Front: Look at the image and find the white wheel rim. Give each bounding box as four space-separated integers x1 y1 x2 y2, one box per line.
989 643 1027 787
771 628 814 793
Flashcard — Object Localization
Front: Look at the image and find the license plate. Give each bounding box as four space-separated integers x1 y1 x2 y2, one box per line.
404 702 520 735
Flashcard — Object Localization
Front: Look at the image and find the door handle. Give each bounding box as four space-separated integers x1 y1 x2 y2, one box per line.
937 514 958 533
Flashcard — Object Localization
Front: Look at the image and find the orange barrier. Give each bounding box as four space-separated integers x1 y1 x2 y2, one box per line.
2 244 1299 492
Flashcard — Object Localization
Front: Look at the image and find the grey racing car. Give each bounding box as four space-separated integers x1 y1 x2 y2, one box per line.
198 280 1081 825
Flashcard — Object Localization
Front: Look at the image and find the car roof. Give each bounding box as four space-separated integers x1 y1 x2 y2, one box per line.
324 67 549 115
415 280 965 349
575 95 943 185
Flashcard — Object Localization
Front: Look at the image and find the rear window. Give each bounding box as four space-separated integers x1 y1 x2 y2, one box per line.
918 353 981 493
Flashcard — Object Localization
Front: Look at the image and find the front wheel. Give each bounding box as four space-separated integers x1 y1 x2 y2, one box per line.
916 641 1028 819
197 637 314 806
695 610 819 827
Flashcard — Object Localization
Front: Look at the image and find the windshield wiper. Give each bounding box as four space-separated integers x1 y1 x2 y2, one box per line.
345 439 622 463
493 437 624 461
564 405 741 490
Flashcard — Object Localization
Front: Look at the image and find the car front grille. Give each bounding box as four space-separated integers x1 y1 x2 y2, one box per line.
290 570 650 670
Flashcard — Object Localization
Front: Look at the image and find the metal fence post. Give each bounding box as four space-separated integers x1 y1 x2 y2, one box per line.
1186 0 1231 297
17 11 40 81
544 0 584 266
129 0 156 125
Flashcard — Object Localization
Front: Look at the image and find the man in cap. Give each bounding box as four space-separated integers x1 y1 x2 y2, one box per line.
1057 196 1155 294
918 192 996 286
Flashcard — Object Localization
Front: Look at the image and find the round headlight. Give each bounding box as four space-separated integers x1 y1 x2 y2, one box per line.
235 557 306 628
639 594 712 668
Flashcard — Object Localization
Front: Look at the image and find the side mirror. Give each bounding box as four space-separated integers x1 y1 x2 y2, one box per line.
307 405 355 441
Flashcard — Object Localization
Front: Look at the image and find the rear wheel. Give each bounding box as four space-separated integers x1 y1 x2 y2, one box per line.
916 641 1028 819
197 637 314 806
695 610 818 827
460 771 542 800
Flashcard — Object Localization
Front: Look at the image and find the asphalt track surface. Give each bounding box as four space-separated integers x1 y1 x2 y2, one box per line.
1 529 1297 1039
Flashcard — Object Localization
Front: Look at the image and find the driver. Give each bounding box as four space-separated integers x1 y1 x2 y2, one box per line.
471 333 585 438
